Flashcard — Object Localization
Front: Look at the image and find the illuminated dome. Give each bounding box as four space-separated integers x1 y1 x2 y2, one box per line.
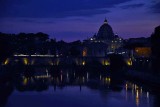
97 19 114 40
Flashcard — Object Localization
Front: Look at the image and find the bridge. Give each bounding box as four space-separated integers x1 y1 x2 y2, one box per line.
2 54 133 66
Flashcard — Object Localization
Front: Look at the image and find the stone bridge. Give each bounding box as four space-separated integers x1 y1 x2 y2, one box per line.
2 55 132 66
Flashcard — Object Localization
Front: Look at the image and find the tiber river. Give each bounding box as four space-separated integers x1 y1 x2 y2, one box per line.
0 66 159 107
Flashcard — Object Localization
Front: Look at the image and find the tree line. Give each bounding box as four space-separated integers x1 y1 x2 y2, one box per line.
0 32 82 63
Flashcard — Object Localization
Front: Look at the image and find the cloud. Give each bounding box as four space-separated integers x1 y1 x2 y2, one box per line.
52 9 110 18
0 0 132 18
120 3 144 9
150 1 160 13
21 19 56 24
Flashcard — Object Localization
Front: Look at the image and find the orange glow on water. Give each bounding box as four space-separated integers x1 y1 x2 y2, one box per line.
23 78 28 85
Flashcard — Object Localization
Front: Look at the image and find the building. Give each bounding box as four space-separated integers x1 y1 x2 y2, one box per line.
124 37 151 58
83 19 123 57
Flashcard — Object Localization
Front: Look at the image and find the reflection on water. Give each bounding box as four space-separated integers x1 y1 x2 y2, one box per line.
0 66 159 107
125 82 151 107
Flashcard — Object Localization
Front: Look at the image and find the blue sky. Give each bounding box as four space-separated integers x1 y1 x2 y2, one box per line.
0 0 160 41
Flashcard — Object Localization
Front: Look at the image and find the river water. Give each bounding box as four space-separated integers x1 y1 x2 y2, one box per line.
0 66 159 107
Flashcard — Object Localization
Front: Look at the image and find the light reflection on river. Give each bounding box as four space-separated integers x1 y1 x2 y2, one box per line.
0 66 159 107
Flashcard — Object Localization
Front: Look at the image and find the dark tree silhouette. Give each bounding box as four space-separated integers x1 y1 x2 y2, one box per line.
0 33 13 63
151 26 160 74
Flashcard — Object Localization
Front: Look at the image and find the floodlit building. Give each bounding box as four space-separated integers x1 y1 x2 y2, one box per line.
83 19 123 57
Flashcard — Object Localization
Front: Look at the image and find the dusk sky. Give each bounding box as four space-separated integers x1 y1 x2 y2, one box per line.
0 0 160 42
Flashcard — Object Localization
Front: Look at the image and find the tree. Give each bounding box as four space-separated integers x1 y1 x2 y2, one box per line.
151 26 160 74
0 33 13 63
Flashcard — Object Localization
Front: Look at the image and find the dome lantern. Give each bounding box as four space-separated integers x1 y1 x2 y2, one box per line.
104 18 108 24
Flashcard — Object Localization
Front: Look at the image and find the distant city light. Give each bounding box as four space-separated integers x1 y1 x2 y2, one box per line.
3 58 9 65
82 61 85 65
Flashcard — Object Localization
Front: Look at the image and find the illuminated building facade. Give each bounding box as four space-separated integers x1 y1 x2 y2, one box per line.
83 19 123 57
125 37 151 58
134 47 151 57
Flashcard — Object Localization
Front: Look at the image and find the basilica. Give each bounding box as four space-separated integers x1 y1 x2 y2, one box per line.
83 19 123 57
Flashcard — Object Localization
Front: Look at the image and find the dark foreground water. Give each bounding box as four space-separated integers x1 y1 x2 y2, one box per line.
0 66 160 107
